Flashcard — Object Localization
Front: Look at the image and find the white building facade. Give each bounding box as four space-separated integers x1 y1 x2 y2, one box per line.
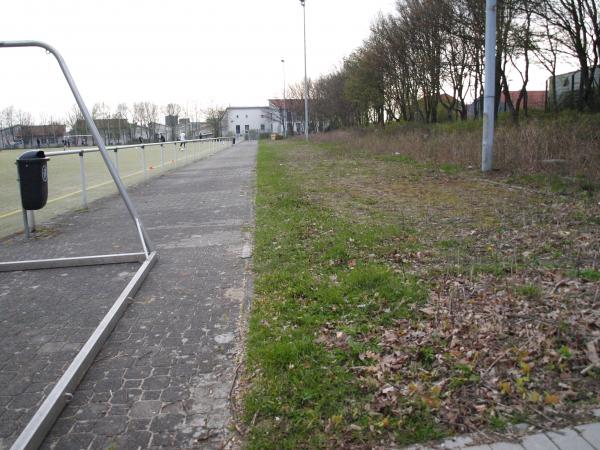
221 106 283 138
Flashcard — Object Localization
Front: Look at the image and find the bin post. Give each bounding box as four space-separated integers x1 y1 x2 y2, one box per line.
21 208 30 239
79 151 88 209
141 145 147 178
28 210 36 232
113 148 119 174
174 143 177 166
160 144 164 171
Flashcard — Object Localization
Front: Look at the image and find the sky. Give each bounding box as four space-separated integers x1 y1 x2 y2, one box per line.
0 0 396 123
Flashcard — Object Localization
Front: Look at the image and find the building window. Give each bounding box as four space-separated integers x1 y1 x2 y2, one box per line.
236 114 239 118
236 125 241 134
260 124 265 131
245 125 249 133
245 114 248 118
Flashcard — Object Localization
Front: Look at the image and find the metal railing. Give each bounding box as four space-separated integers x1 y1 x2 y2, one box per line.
1 137 233 238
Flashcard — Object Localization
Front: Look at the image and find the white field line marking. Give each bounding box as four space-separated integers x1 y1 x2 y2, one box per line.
0 160 178 220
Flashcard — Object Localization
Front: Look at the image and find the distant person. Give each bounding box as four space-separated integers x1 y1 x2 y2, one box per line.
67 139 71 148
138 136 143 144
36 138 41 149
160 133 166 143
198 132 202 139
179 132 185 149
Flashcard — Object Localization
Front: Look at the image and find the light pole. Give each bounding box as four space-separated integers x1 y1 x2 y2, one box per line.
481 0 497 172
281 58 287 137
300 0 309 141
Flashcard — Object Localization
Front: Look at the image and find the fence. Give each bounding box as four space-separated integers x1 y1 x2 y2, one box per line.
0 137 234 238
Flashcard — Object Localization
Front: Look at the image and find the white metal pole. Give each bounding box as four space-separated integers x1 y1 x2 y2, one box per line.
160 144 164 171
28 210 36 232
141 145 147 178
282 58 287 137
301 0 309 141
79 151 88 208
114 148 119 175
482 0 497 172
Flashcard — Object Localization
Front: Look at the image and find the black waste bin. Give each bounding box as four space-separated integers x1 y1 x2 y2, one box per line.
17 150 49 210
232 137 236 145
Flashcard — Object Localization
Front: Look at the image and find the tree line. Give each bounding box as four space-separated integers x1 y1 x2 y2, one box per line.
297 0 599 129
0 101 216 148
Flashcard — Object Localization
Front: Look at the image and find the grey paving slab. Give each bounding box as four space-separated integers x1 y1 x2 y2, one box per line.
488 443 524 450
521 433 560 450
546 428 595 450
575 423 600 449
0 140 256 449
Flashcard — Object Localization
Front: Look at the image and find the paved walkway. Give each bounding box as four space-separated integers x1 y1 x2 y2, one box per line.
0 140 256 449
406 410 600 450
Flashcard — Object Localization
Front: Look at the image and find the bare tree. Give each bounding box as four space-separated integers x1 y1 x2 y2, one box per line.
203 106 226 137
163 103 182 140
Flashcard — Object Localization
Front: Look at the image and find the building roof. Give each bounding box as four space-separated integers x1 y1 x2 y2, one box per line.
269 98 305 109
225 106 270 111
501 91 546 109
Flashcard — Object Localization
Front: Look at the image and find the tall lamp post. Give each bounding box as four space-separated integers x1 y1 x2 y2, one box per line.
300 0 309 141
481 0 497 172
281 58 287 137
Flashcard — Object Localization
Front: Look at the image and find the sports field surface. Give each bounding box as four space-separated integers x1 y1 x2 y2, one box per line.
0 140 229 238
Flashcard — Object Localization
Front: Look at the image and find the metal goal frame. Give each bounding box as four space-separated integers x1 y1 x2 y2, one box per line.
0 40 158 450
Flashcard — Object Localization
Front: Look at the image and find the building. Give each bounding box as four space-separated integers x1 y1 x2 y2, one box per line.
0 124 66 149
468 91 546 118
220 106 283 138
268 99 308 135
547 67 600 108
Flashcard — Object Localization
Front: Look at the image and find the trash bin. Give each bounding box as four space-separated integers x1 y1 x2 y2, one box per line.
232 137 236 145
17 150 49 210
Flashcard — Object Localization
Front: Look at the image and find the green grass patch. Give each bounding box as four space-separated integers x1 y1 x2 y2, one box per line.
244 140 438 448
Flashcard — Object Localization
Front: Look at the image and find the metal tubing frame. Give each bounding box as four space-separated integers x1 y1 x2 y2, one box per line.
0 40 154 252
0 252 146 272
10 251 158 450
0 42 162 449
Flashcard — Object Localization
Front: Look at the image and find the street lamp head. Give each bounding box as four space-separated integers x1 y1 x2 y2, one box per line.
300 0 305 5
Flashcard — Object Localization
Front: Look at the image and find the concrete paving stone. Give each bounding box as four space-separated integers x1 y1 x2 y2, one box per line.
141 390 162 401
71 420 97 434
124 366 153 380
53 432 95 450
107 404 130 417
149 431 174 447
152 366 171 377
149 413 186 433
465 446 493 450
92 377 123 393
126 418 151 431
73 402 110 420
129 400 162 418
521 432 560 450
489 443 524 450
594 409 600 418
113 430 153 450
93 415 128 436
122 379 142 389
547 427 595 450
109 389 129 405
91 391 111 403
575 423 600 448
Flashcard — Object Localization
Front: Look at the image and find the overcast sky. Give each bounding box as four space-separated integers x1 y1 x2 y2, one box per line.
0 0 397 122
1 0 573 124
